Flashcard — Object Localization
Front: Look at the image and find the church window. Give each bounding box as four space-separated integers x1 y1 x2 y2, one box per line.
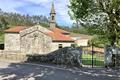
52 16 54 20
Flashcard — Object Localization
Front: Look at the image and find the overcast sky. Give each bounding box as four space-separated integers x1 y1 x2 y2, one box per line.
0 0 74 26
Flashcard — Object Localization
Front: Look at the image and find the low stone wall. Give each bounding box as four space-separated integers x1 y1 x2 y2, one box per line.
115 54 120 67
0 50 4 54
0 50 27 62
27 47 82 67
104 45 120 68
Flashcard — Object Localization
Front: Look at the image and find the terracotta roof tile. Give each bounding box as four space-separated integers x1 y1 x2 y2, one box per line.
4 26 74 41
51 27 70 34
46 31 74 41
4 26 27 33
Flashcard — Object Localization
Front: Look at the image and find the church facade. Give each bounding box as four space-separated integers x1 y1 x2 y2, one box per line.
4 3 91 55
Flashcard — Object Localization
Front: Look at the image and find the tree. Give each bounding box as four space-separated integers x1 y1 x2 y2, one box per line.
69 0 120 46
0 17 8 30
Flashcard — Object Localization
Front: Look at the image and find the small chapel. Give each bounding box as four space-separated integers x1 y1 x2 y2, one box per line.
4 3 91 55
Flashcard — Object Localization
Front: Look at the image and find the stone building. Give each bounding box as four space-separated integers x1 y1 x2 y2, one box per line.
4 3 91 55
70 33 92 46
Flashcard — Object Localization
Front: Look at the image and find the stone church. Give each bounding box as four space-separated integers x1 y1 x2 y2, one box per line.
4 3 91 55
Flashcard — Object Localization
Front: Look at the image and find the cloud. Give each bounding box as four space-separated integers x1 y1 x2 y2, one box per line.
55 0 74 25
0 0 74 26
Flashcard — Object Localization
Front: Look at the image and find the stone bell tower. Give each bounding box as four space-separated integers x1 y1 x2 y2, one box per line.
50 2 56 29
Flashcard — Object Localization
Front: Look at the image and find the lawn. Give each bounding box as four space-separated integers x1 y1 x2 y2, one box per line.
82 53 104 67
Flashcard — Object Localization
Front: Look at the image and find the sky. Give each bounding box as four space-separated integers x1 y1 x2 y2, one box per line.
0 0 74 26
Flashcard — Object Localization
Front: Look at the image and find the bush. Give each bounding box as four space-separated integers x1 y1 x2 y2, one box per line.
27 47 82 67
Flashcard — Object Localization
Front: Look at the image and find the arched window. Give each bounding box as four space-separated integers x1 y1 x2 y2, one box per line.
52 16 54 20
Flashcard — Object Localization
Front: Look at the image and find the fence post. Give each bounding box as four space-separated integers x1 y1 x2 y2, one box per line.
92 42 94 68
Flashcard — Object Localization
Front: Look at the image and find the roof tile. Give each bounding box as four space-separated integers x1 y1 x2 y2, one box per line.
4 26 27 33
4 26 73 41
51 27 70 34
46 31 74 41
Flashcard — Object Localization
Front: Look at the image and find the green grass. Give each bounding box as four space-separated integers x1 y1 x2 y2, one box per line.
82 53 104 66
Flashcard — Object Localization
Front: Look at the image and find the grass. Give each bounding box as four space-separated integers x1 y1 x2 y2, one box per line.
82 53 104 66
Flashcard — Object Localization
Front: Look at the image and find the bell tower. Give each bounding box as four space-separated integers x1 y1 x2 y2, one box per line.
50 2 56 29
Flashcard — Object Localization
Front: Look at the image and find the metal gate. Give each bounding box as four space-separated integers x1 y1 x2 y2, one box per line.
82 46 104 67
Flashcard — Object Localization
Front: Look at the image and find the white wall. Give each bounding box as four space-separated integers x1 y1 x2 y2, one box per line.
75 39 89 46
51 42 73 52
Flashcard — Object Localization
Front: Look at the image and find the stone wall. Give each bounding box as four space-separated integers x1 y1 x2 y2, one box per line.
4 33 20 51
4 25 74 55
0 50 27 61
27 47 82 67
0 50 4 54
20 25 52 55
116 54 120 67
104 45 120 68
20 25 51 37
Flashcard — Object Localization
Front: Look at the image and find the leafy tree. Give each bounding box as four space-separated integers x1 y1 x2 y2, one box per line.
0 17 8 30
0 9 49 27
69 0 120 46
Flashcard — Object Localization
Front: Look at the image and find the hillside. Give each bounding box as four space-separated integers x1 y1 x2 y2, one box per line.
0 9 50 43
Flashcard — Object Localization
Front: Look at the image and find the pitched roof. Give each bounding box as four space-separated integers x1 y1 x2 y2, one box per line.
46 31 74 42
4 26 74 42
70 33 92 39
51 27 70 34
4 26 27 33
